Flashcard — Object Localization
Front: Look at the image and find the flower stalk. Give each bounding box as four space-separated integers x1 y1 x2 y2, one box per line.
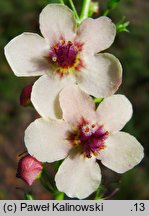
24 193 34 200
40 176 54 193
68 0 80 22
103 9 110 16
54 192 65 200
42 163 55 188
80 0 91 23
94 187 103 200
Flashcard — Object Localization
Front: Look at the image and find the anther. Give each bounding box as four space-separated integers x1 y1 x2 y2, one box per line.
52 56 57 62
59 40 65 45
85 127 90 133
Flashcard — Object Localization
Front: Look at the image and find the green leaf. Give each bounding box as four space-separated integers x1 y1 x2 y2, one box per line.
24 193 34 200
55 192 65 200
116 16 130 33
94 186 104 200
107 0 121 10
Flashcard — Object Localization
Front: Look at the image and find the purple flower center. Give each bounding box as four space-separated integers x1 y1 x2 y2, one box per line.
49 40 78 68
68 120 109 158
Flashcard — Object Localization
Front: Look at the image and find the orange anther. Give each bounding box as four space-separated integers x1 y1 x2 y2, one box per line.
85 127 89 133
54 44 59 50
105 131 109 135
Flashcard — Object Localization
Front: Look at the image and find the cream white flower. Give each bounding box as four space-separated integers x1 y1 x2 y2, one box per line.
24 85 144 199
5 4 122 119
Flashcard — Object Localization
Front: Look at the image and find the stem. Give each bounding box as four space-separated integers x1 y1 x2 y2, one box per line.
80 0 91 22
54 192 64 200
40 176 54 193
24 193 34 200
103 9 109 16
59 0 64 4
94 187 103 200
68 0 80 21
42 163 55 188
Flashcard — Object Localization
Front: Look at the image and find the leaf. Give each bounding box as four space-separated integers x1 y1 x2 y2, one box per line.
116 16 130 33
55 192 65 200
107 0 121 10
24 193 34 200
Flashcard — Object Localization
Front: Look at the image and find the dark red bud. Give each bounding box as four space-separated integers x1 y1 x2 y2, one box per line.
16 154 43 186
20 84 33 107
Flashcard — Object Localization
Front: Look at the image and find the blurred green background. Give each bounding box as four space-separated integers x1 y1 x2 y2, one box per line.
0 0 149 199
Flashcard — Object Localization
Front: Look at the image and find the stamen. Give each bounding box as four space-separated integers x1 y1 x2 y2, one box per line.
91 124 95 128
68 121 109 158
59 39 65 45
85 127 89 133
49 39 83 77
52 56 57 62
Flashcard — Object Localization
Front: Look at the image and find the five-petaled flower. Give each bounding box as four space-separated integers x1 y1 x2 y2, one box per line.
24 85 144 199
5 4 122 119
16 154 43 186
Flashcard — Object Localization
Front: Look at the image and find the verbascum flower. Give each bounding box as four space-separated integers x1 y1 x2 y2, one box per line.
16 154 43 186
24 85 144 199
5 4 122 119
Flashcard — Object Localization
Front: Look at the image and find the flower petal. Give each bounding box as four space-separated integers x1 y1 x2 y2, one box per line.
76 16 116 54
77 53 122 97
4 33 49 77
96 94 133 132
39 4 77 45
55 153 101 199
97 132 144 173
59 85 96 126
25 118 71 163
31 75 75 119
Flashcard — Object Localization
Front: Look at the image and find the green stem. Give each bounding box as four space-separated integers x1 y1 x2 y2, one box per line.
40 176 54 193
68 0 80 21
94 187 102 200
103 9 110 16
42 163 55 189
54 192 65 200
80 0 91 22
24 193 34 200
59 0 64 4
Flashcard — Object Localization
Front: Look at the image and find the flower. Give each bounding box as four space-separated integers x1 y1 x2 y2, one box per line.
24 85 144 199
5 4 122 119
16 154 43 186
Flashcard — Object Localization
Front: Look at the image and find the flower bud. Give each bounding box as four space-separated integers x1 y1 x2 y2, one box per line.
16 154 43 186
89 1 100 17
20 84 33 107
